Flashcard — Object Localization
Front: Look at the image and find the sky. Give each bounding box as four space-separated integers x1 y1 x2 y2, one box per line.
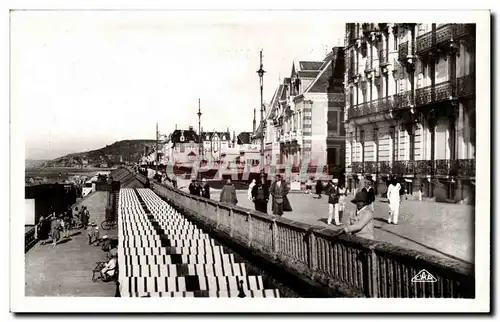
12 11 345 160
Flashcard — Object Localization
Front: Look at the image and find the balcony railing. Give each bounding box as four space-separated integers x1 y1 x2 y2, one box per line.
395 90 414 109
365 58 373 72
363 161 377 174
415 81 453 106
347 159 475 177
457 159 475 177
392 160 415 175
416 24 471 54
414 160 434 176
379 49 388 66
347 95 397 120
351 162 363 173
398 41 415 61
378 161 391 174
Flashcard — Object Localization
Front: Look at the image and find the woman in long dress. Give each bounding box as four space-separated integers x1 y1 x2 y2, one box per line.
248 179 256 201
387 177 401 225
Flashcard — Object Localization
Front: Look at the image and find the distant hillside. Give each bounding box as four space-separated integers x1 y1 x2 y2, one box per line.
25 159 49 169
45 140 157 167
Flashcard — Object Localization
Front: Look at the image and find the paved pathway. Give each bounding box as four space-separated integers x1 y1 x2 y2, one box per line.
203 189 473 264
25 191 117 296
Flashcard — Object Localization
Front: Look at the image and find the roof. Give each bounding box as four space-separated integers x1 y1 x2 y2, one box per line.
202 131 231 141
237 132 252 145
297 70 320 78
170 129 199 144
305 47 345 93
299 61 323 71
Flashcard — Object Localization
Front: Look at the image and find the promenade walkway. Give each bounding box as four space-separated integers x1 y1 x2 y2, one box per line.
201 187 473 264
25 191 117 296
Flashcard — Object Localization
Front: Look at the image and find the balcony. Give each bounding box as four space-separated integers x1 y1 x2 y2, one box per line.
456 74 475 98
347 96 396 120
414 160 434 176
416 24 471 54
392 160 415 175
398 41 415 61
415 81 453 106
379 49 389 68
365 58 373 73
349 159 475 178
378 161 391 174
457 159 475 177
434 159 459 176
395 90 414 109
351 162 363 173
363 161 377 174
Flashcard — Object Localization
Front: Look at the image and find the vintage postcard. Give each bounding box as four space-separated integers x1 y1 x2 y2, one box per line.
10 7 490 314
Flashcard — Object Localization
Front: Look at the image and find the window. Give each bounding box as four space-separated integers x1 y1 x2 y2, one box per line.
328 111 339 134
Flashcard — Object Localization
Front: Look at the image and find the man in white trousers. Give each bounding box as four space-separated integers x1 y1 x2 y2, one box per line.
327 178 341 226
387 176 401 225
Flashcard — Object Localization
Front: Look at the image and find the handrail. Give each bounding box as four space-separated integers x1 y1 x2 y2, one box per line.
123 167 474 298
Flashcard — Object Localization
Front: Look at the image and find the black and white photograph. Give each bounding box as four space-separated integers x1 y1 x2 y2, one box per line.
9 7 490 314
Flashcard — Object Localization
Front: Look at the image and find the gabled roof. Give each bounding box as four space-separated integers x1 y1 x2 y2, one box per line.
236 132 252 145
202 131 231 141
299 61 323 71
304 47 345 94
170 129 199 144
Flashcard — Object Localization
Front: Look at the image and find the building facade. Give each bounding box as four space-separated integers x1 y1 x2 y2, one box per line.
261 48 345 178
344 23 475 203
202 130 232 160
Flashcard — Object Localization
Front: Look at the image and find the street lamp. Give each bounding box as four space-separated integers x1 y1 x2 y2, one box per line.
197 98 202 180
256 50 266 174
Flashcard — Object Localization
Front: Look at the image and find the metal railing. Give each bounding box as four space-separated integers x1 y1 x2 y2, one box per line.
416 24 471 54
126 168 474 298
346 159 475 177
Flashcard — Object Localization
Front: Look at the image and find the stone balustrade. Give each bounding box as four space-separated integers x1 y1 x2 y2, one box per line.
127 168 474 298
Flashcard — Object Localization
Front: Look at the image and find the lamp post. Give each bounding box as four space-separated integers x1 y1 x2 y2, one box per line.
155 122 159 176
197 98 202 180
257 50 266 174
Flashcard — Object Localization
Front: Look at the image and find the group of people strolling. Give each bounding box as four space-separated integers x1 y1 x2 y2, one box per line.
247 174 292 216
37 206 91 247
188 178 211 199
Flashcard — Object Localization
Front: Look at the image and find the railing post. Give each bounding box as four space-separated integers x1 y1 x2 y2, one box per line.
271 219 278 259
368 246 380 298
247 213 253 248
229 208 234 238
307 230 318 272
216 204 220 229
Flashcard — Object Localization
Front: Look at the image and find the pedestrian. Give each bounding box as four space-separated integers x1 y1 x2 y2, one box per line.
338 184 347 218
248 179 256 201
87 221 96 245
50 216 62 247
84 207 90 229
387 176 402 225
326 178 341 226
306 177 313 194
270 174 289 217
37 215 50 245
315 179 323 199
189 179 198 196
219 178 238 205
343 190 375 240
201 178 211 199
251 177 269 214
361 180 376 212
63 211 71 238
